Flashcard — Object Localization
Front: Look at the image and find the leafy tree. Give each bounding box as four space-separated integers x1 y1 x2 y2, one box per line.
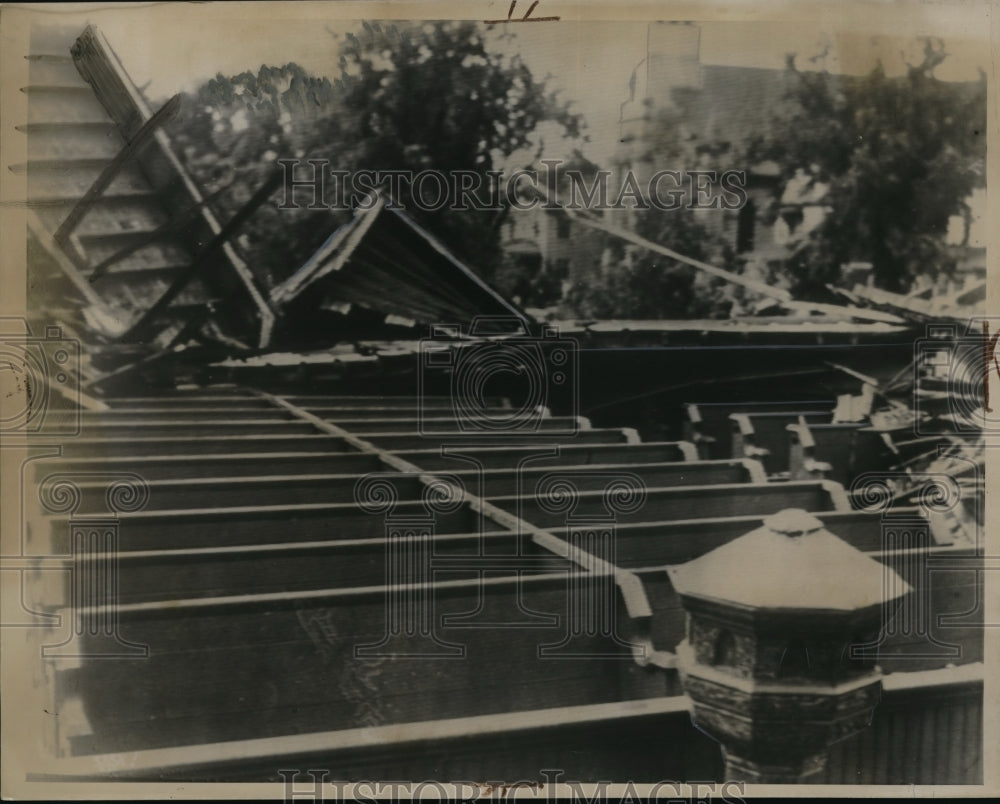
753 40 986 295
169 63 344 289
330 21 580 282
169 21 581 291
560 93 740 320
494 253 568 309
563 207 734 319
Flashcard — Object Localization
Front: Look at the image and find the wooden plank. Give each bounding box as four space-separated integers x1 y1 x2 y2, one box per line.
286 395 511 406
58 505 938 604
26 211 124 335
100 394 273 408
59 428 638 457
32 696 707 782
46 442 700 475
822 670 983 785
86 405 464 419
26 163 152 203
98 394 507 410
600 506 951 568
126 169 283 336
493 480 849 528
314 415 586 433
37 442 701 481
62 471 423 512
553 199 796 303
80 408 296 423
40 480 846 552
396 441 698 469
361 429 639 450
72 530 555 602
43 499 483 552
49 460 762 513
76 419 320 437
86 183 234 280
71 25 275 348
58 434 348 458
31 667 979 783
302 403 490 416
32 196 166 238
52 95 181 244
34 451 382 480
25 125 124 161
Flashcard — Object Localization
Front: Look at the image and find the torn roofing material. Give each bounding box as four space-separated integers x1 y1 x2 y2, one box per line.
270 192 530 327
834 283 987 326
20 24 275 350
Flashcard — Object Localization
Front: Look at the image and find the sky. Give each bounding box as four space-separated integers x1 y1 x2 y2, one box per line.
17 2 993 166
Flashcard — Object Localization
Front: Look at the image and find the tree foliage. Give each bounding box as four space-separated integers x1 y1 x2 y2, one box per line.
169 21 581 291
563 36 986 317
562 207 735 320
753 40 986 295
560 95 739 320
169 63 344 289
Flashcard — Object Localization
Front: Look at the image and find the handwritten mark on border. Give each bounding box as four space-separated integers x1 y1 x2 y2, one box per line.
485 1 560 24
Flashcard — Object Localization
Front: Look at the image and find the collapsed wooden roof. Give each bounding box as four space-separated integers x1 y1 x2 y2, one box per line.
832 282 988 325
270 192 529 327
23 24 527 361
21 24 275 351
20 23 981 377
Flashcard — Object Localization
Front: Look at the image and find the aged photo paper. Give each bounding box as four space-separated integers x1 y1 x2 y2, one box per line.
0 0 996 800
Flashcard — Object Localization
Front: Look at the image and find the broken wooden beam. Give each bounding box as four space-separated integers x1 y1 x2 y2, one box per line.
52 94 181 246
